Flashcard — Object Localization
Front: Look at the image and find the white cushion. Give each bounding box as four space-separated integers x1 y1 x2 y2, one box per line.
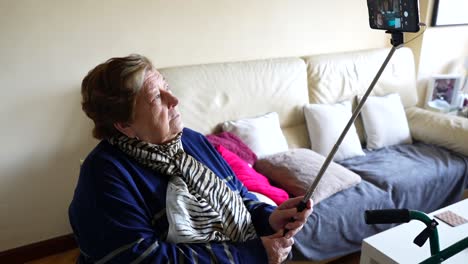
249 191 277 206
360 93 412 150
221 112 289 158
303 101 365 161
406 106 468 156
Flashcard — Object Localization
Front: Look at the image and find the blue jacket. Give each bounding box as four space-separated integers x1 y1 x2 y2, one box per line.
69 128 276 263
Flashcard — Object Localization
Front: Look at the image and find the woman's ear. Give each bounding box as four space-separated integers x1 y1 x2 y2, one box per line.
114 122 136 138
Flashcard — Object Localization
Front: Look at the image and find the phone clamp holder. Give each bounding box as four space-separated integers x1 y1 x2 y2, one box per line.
386 31 404 47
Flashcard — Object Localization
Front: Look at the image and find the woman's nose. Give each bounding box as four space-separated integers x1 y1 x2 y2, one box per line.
164 90 179 108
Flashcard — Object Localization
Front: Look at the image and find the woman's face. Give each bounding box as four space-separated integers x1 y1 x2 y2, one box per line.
127 70 183 144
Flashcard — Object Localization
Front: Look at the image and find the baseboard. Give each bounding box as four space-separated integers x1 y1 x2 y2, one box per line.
0 233 77 264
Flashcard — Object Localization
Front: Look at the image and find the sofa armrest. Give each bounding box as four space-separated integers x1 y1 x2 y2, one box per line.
406 106 468 156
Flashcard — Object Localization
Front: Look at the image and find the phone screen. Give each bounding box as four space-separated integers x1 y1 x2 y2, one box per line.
367 0 420 32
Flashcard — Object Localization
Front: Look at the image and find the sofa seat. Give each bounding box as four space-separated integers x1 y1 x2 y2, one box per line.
292 181 395 261
339 142 468 213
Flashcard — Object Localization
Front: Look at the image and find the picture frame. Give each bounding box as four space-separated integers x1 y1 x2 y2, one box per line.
431 0 468 27
425 74 463 112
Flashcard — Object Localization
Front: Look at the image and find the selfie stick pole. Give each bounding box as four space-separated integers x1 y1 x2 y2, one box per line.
295 31 404 212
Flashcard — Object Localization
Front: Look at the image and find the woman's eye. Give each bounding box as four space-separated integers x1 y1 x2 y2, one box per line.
151 94 161 103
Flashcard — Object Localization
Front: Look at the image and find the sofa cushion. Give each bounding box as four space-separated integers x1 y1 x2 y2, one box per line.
360 93 412 150
254 148 361 204
222 112 289 158
215 145 289 205
303 47 417 107
406 106 468 156
304 100 365 161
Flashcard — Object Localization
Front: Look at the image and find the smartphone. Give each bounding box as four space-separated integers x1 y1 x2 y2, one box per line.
367 0 420 32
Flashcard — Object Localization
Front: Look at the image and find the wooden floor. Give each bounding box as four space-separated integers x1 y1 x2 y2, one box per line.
25 248 80 264
25 248 360 264
328 252 360 264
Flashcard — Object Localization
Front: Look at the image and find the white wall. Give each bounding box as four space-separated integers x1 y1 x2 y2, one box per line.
0 0 409 251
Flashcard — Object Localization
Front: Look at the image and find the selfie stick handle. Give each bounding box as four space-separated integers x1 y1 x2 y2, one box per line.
296 33 403 212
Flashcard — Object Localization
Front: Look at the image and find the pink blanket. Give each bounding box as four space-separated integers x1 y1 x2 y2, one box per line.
206 132 257 165
215 145 289 205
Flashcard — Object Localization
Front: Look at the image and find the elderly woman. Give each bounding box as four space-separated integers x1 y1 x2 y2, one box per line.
69 54 313 264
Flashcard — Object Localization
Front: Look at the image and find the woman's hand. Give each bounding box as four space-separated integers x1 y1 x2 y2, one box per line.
260 230 294 264
269 196 313 238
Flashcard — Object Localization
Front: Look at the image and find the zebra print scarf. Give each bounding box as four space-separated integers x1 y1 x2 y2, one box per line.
108 132 257 243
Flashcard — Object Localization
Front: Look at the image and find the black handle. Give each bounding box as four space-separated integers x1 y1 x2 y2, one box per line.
283 200 308 236
365 209 410 224
296 200 308 212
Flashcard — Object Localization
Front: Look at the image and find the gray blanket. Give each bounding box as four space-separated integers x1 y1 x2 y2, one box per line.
293 142 468 261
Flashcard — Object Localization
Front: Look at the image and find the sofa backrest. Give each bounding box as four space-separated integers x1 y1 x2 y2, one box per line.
158 47 418 149
303 47 418 141
159 58 310 148
303 47 417 106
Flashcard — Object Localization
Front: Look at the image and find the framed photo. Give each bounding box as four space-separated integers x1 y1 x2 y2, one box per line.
431 0 468 27
425 75 462 112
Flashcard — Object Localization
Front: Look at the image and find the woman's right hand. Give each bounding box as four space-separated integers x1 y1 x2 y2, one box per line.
260 230 294 264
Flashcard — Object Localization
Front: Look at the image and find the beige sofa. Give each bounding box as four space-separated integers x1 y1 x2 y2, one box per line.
158 47 468 261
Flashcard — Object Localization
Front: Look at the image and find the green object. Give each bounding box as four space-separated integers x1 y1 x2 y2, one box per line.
419 237 468 264
406 210 468 264
409 211 440 255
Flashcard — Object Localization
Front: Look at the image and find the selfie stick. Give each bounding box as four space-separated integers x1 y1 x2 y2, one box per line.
294 31 404 213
